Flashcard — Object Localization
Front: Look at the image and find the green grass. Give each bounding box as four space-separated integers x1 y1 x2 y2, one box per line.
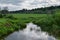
6 14 48 24
0 18 7 23
0 13 60 40
7 14 47 19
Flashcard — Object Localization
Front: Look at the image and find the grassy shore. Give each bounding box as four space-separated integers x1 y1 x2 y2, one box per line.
0 13 60 40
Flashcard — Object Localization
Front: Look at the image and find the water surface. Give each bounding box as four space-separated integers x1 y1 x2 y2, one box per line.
5 23 56 40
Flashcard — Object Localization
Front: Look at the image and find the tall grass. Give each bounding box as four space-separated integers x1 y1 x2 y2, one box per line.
0 13 60 40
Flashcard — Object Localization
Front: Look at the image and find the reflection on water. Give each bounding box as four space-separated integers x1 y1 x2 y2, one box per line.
5 23 56 40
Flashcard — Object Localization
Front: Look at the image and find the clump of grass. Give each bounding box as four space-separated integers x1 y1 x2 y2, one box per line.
0 13 60 40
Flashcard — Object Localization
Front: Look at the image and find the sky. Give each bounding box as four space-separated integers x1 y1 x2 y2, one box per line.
0 0 60 11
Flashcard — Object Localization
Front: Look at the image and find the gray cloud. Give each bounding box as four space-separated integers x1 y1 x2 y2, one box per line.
0 0 60 11
0 0 24 5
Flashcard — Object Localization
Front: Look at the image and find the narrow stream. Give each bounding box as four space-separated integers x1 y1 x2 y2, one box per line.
5 23 56 40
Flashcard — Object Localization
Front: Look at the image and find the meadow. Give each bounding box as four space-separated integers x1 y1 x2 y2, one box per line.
0 13 60 40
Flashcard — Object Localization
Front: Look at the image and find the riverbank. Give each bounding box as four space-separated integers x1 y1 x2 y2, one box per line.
0 14 60 40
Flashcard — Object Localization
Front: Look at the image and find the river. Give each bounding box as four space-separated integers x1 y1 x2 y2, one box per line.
5 23 56 40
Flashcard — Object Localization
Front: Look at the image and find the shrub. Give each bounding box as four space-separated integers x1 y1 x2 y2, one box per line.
6 15 17 20
0 14 3 18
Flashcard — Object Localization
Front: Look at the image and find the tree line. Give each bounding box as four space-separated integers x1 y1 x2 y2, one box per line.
0 6 60 14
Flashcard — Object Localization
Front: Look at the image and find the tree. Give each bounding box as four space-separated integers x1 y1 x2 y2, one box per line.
0 7 1 13
1 7 9 14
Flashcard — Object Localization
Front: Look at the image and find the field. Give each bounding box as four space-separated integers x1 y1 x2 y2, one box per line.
0 13 60 40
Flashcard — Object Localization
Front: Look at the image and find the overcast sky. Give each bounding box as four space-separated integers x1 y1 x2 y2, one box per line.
0 0 60 11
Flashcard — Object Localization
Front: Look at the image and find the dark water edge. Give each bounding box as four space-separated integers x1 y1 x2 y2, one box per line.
0 32 13 40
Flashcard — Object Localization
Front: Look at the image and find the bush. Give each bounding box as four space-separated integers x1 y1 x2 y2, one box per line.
6 15 17 20
0 14 3 18
33 13 60 37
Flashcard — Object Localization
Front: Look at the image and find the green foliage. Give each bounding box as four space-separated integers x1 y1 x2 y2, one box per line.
0 14 3 18
0 13 60 40
5 15 17 20
0 6 60 40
